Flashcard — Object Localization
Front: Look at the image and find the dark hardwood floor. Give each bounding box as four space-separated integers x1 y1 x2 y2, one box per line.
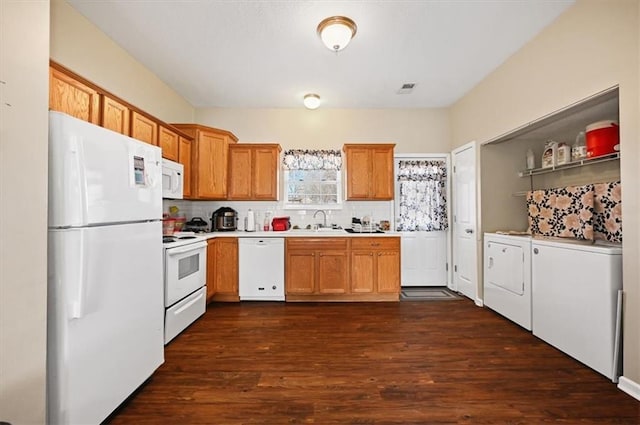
106 299 639 424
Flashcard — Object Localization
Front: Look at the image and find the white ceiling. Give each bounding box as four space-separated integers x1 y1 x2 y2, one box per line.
67 0 574 109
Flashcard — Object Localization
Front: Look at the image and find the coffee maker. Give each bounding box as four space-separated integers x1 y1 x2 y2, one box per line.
211 207 238 231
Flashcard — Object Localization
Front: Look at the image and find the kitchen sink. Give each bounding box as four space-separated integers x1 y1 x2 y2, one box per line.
288 228 346 234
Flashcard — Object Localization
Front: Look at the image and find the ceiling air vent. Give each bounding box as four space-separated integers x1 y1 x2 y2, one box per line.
397 82 416 95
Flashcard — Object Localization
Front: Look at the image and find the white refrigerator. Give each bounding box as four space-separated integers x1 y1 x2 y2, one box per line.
47 112 165 424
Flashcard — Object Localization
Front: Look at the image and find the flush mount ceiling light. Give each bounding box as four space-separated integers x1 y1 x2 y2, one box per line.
317 16 357 52
303 93 321 110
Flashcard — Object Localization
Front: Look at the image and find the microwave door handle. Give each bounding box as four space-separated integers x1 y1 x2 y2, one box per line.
173 170 180 190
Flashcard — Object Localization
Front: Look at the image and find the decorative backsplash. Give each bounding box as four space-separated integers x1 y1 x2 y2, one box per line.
163 199 394 232
527 181 622 243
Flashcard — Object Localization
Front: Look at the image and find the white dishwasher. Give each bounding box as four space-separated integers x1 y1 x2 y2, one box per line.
239 238 285 301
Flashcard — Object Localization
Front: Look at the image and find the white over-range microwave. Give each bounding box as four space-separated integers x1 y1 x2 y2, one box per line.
162 159 184 199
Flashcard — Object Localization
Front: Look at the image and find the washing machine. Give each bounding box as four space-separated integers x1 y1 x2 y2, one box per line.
483 233 532 330
531 237 622 380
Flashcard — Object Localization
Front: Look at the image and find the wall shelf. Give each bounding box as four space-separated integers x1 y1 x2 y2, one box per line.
518 152 620 177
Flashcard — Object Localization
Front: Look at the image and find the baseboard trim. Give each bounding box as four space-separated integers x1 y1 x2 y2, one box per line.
618 376 640 401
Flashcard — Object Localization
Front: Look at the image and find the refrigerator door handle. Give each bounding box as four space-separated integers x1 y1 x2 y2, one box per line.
70 231 89 319
68 142 89 225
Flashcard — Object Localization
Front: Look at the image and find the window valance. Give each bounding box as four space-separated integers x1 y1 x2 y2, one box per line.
282 149 342 170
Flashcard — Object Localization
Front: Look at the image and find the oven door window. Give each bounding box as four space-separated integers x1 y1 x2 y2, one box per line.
178 253 200 280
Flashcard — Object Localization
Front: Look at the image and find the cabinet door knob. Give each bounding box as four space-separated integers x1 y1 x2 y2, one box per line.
533 248 539 254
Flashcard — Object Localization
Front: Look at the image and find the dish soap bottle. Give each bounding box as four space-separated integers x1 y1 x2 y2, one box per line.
526 148 535 170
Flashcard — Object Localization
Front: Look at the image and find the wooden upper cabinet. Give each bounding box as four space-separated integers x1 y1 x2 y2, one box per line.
159 126 179 161
130 111 158 146
227 145 253 199
344 144 395 200
49 67 100 124
178 137 193 199
228 144 280 200
171 124 238 200
253 146 280 199
101 95 130 135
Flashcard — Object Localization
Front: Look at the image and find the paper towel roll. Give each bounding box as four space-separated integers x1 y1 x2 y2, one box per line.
246 209 255 232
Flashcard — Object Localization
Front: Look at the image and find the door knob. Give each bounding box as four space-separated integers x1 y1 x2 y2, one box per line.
465 228 474 234
533 248 539 254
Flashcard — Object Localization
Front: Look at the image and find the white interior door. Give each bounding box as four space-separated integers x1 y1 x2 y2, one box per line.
452 142 478 302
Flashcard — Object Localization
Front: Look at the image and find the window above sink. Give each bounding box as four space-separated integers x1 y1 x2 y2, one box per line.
282 149 343 210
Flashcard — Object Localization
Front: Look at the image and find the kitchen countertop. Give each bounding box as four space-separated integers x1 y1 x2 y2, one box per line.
199 230 400 239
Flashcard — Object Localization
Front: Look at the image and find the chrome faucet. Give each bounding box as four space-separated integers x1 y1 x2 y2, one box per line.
313 210 327 228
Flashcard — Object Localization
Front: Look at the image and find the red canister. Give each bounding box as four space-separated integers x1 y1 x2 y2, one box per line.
585 120 619 158
271 216 291 231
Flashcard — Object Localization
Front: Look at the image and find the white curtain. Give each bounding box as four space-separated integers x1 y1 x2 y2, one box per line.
396 160 448 231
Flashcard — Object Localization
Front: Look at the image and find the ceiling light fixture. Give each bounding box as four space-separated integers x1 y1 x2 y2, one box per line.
303 93 321 110
317 16 357 52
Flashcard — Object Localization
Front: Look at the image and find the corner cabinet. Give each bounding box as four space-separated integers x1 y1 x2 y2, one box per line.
228 144 281 200
171 124 238 200
343 144 395 200
206 237 239 302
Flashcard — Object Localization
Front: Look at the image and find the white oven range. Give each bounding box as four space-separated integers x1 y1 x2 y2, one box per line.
163 234 207 344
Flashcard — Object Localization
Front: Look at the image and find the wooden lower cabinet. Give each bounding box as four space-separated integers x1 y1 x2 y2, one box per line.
206 237 239 302
351 238 400 295
317 251 349 294
206 239 217 302
285 238 349 296
286 237 400 301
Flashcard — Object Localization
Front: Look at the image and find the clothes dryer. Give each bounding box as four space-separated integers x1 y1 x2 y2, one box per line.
483 233 532 330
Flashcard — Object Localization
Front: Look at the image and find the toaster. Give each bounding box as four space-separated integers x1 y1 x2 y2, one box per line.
271 216 291 231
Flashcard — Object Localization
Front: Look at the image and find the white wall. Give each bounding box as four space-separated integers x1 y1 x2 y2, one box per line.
450 0 640 385
0 1 50 424
50 0 194 123
196 108 451 153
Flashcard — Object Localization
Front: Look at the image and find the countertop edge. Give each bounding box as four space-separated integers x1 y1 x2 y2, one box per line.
199 231 401 239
